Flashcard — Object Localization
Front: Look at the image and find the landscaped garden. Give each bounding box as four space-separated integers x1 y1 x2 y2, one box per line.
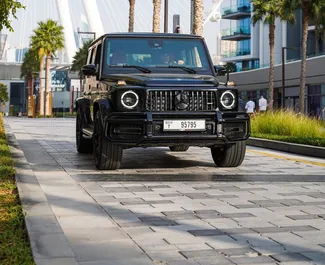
251 110 325 147
0 114 34 265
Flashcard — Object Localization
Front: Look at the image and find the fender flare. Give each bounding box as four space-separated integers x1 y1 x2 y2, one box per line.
76 98 92 126
93 98 113 127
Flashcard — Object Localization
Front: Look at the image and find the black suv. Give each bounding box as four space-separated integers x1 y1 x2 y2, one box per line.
76 33 250 170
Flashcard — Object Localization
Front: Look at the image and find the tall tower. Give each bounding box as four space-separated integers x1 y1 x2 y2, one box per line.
56 0 77 63
82 0 105 38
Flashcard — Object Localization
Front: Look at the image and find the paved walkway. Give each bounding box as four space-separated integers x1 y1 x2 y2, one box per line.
4 117 325 265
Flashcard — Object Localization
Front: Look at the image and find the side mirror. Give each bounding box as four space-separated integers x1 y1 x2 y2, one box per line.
214 65 226 76
82 64 97 76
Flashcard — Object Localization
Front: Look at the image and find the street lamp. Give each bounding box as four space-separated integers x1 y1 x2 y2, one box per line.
282 46 298 108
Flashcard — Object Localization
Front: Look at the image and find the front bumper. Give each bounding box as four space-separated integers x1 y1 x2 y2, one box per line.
104 111 250 147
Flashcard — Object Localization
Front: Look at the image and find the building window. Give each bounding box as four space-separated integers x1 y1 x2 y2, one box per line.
308 84 325 119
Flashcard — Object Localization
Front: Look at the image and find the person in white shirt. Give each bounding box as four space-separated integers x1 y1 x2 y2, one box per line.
259 95 267 112
245 97 255 115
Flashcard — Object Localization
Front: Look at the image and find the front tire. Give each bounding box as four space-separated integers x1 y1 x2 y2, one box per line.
93 112 123 170
169 145 189 152
76 110 93 154
211 141 246 167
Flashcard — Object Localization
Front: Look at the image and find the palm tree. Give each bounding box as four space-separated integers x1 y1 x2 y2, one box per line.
30 19 64 116
128 0 135 32
20 48 39 103
313 3 325 54
71 40 92 97
193 0 203 36
283 0 323 114
251 0 293 111
152 0 161 33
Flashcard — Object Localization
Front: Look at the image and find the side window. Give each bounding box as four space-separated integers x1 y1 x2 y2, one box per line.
94 43 102 65
87 48 94 64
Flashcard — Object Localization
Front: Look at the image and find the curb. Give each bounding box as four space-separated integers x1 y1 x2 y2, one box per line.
247 137 325 159
3 119 78 265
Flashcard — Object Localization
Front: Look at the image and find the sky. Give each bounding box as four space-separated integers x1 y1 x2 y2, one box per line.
2 0 218 59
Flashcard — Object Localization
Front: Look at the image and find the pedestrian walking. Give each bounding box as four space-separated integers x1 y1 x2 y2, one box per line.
245 97 255 116
258 95 267 113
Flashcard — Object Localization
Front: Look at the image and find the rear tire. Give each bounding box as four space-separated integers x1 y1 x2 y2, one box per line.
76 110 93 154
211 141 246 167
169 145 190 152
93 112 123 170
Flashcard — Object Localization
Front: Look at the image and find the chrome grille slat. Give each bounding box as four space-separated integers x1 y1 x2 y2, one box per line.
147 90 216 112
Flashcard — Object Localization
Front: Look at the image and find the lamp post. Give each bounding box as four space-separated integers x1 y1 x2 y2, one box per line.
282 46 298 108
164 0 169 33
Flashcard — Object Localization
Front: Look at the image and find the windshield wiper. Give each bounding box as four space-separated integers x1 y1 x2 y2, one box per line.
156 65 197 74
121 64 151 73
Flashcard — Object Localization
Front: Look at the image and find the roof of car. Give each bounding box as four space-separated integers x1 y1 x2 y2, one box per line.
90 32 203 46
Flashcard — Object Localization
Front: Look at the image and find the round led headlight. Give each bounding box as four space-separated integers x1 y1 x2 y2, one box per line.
220 90 236 109
121 91 139 109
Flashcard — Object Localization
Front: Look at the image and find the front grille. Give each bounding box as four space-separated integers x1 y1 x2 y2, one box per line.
146 90 216 112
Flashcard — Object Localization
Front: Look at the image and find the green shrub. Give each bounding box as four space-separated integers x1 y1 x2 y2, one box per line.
251 110 325 147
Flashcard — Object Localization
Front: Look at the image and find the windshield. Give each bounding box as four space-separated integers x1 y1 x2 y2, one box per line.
102 37 213 75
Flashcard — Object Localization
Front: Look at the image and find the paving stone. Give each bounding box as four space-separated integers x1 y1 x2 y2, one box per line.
286 214 320 220
229 255 276 264
25 215 62 234
30 232 74 259
188 229 224 237
300 251 325 262
193 257 235 265
71 240 145 262
222 213 255 218
251 245 288 255
271 253 311 262
78 257 154 265
63 227 129 244
219 247 258 257
57 216 115 229
180 249 221 258
253 226 318 234
34 258 78 265
147 251 186 262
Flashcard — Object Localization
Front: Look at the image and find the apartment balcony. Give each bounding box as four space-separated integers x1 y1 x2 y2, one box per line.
221 27 251 41
222 49 251 59
222 5 251 20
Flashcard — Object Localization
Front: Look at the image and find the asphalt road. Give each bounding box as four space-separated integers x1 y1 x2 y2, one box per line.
4 117 325 265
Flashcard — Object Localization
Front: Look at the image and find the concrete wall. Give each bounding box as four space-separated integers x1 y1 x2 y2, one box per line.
219 54 325 91
0 64 22 80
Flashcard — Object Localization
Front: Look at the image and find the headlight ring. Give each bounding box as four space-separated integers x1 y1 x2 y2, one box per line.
121 90 139 109
220 90 236 109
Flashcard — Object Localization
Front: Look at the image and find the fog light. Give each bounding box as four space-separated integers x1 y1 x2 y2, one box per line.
217 124 223 134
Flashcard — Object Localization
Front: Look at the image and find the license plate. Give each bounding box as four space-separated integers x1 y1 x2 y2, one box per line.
163 120 206 131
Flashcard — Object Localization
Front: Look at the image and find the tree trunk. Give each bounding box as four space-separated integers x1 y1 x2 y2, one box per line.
128 0 135 32
39 57 44 116
323 30 325 52
315 19 320 54
152 0 161 33
45 54 52 116
27 75 33 98
300 7 308 114
268 23 275 111
193 0 203 36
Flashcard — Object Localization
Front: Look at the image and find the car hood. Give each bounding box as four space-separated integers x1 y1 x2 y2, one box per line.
102 73 219 87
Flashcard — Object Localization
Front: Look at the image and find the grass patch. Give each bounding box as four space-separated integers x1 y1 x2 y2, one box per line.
251 110 325 147
0 114 35 265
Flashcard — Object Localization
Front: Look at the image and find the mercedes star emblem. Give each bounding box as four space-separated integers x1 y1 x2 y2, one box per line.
175 92 190 110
